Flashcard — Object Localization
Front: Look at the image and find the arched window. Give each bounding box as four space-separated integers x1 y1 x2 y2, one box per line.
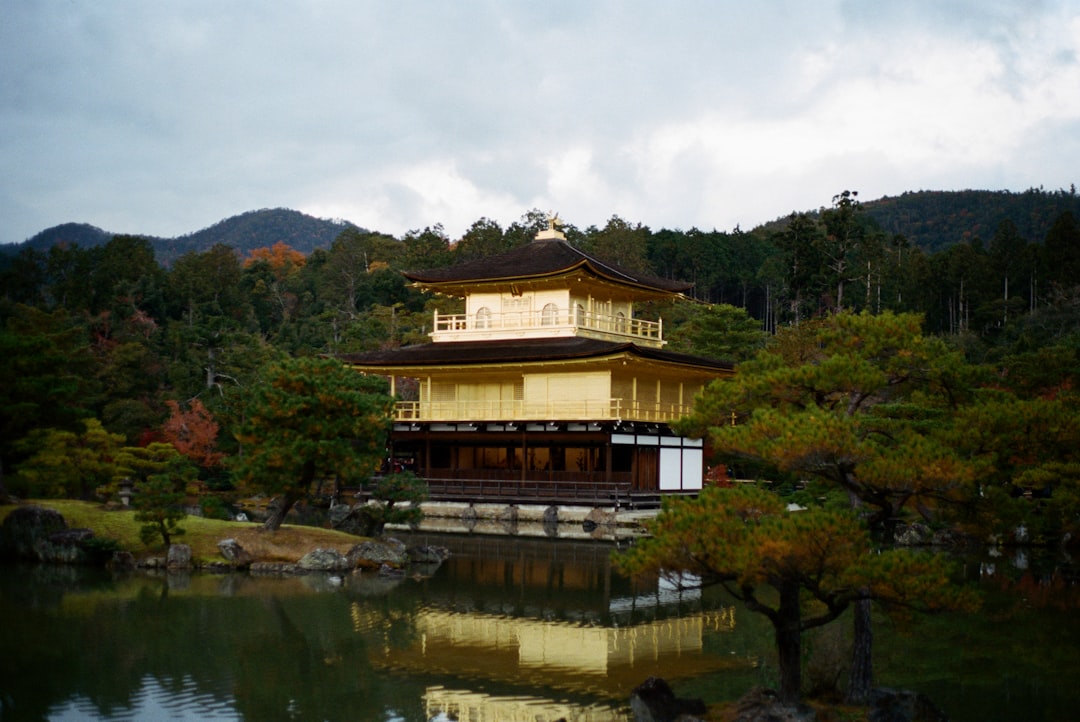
541 303 558 326
475 306 492 329
575 303 586 327
615 311 627 333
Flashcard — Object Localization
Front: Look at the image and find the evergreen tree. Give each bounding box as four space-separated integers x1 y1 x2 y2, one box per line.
231 357 394 531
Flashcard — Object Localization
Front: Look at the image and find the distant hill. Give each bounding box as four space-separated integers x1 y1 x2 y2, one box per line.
15 222 121 254
862 188 1080 252
153 208 363 265
2 208 366 266
6 190 1080 264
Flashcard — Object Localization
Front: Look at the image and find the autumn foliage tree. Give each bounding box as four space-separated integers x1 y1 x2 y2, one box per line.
231 357 395 531
616 485 977 705
162 398 224 471
680 311 981 533
677 310 985 702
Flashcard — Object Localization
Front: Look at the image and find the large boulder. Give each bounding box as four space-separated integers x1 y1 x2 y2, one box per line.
298 548 351 572
348 539 407 569
217 538 253 566
38 528 94 564
0 505 68 560
629 676 708 722
167 544 193 569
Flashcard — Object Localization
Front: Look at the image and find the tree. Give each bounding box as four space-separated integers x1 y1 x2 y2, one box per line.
616 485 975 704
454 217 508 262
503 209 552 249
12 419 124 499
677 311 984 702
665 303 765 362
947 393 1080 545
681 311 980 533
0 305 100 482
769 212 826 323
401 225 452 270
91 235 165 320
167 244 247 328
988 219 1031 326
354 471 428 536
122 444 197 548
582 216 652 272
162 398 224 471
817 190 869 311
1043 211 1080 291
231 357 395 531
319 229 403 318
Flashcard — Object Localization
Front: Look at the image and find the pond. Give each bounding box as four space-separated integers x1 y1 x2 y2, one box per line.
1 533 1078 721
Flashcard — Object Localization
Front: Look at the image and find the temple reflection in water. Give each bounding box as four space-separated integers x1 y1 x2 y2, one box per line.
352 534 760 722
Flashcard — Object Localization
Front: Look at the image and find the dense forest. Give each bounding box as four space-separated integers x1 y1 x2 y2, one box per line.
1 187 1079 537
6 208 363 266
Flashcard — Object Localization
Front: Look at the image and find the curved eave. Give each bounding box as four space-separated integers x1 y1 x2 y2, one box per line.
340 338 734 377
402 240 693 296
406 263 690 300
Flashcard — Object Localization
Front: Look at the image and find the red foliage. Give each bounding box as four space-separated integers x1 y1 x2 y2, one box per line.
162 399 224 469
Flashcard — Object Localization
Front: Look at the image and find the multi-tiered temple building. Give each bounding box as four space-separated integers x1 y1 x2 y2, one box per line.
342 217 733 506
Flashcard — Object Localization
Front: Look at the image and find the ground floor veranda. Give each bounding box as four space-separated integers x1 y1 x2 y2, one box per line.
382 421 710 508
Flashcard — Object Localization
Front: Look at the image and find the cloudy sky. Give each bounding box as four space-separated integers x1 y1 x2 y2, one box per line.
3 1 1079 245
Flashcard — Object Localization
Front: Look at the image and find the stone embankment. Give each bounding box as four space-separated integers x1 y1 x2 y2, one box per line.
0 504 449 577
383 500 656 540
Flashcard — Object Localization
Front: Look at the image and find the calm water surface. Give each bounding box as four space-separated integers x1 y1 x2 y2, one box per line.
1 533 1077 722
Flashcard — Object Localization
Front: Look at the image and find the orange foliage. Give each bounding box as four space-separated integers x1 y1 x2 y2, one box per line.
243 242 306 273
162 399 224 469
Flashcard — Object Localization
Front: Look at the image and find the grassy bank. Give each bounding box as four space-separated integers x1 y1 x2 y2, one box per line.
0 500 367 565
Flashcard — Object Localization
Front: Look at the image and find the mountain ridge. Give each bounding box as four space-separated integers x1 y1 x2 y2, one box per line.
5 188 1080 264
4 208 364 266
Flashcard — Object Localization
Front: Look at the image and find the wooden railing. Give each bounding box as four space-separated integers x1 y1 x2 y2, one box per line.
430 308 662 345
393 398 692 423
420 474 634 506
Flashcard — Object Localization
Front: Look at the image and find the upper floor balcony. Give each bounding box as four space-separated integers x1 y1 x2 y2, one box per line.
430 307 664 347
392 397 692 423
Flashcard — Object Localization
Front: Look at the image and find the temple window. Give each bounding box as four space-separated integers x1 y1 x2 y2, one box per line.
541 303 558 326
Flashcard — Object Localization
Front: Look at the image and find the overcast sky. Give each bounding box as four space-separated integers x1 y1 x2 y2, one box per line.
3 1 1079 245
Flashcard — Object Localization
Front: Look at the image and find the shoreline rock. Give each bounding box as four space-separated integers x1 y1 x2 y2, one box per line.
1 504 448 579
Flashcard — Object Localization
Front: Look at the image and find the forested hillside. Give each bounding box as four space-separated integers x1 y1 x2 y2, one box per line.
862 187 1080 252
5 190 1080 342
16 222 119 253
154 209 363 265
5 208 363 266
7 188 1080 265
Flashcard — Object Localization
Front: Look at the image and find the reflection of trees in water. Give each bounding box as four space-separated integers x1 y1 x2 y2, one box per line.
5 546 1078 721
0 568 429 722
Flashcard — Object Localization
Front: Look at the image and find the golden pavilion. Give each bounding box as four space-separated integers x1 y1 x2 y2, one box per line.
342 216 733 506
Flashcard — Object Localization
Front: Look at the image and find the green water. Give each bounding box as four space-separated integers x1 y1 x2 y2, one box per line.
1 536 1077 721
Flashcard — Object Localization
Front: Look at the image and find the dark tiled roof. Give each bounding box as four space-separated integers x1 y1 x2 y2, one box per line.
340 336 733 371
402 238 693 293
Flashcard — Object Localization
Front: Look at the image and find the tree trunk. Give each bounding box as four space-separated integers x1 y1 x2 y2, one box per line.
263 490 299 531
0 458 11 505
846 595 874 704
775 579 803 705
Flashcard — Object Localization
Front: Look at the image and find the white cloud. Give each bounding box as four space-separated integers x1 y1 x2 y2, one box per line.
2 1 1080 243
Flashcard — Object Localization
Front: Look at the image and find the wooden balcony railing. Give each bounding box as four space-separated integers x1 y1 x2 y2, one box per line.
393 398 692 423
407 471 635 506
430 308 662 345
